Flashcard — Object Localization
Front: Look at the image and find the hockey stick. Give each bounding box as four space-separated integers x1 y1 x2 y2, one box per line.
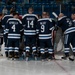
52 12 58 59
52 12 63 60
52 12 58 18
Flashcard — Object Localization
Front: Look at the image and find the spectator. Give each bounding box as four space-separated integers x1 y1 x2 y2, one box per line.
0 0 4 4
7 0 12 5
2 6 8 15
12 0 17 4
10 7 16 13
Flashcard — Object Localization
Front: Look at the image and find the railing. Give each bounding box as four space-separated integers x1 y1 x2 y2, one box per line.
0 3 75 17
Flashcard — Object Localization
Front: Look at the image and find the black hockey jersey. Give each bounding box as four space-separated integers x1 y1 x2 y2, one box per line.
36 18 53 39
0 19 3 38
57 16 74 34
2 15 13 35
51 18 56 26
72 20 75 27
5 18 23 39
64 19 75 34
2 15 13 28
22 14 38 36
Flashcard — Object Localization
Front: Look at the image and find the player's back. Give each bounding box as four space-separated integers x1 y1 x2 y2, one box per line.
6 18 23 39
37 18 53 39
58 16 72 32
58 16 75 34
64 19 75 34
2 15 13 28
22 14 38 35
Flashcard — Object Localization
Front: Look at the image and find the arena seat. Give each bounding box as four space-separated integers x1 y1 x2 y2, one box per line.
0 0 74 17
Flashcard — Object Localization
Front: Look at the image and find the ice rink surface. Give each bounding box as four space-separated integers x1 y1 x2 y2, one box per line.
0 44 75 75
0 56 75 75
0 28 75 75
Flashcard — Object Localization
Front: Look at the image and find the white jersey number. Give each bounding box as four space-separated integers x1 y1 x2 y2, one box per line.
41 25 45 32
11 25 16 32
27 21 34 28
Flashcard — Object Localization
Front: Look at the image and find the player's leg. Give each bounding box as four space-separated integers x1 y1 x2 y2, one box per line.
71 32 75 55
14 40 20 59
31 36 37 59
62 34 71 59
0 37 3 56
19 40 25 59
47 39 54 60
24 36 30 61
7 39 13 59
39 40 45 60
70 32 75 61
4 34 7 46
4 34 8 57
4 35 9 57
5 47 9 57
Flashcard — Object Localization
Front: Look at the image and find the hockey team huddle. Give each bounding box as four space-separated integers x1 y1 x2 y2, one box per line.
0 7 75 61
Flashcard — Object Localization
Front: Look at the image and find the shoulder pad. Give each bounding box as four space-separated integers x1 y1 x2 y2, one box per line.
2 15 13 20
7 18 22 24
38 18 52 22
22 14 38 19
58 16 67 21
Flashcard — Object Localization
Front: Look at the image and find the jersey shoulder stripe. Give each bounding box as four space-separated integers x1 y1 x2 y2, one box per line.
58 16 67 21
7 18 22 24
48 18 52 22
22 14 38 19
2 15 13 20
38 18 52 22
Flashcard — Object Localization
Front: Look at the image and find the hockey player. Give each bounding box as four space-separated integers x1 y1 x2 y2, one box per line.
0 13 3 56
5 12 23 59
57 13 75 60
45 12 56 59
22 7 38 61
64 13 75 61
2 11 14 57
36 12 54 61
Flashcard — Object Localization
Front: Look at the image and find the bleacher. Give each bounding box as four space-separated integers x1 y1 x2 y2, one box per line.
0 0 75 17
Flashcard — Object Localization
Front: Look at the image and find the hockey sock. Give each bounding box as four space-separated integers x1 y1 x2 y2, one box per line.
73 52 75 56
5 51 8 57
65 53 69 57
26 51 30 57
41 53 45 59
